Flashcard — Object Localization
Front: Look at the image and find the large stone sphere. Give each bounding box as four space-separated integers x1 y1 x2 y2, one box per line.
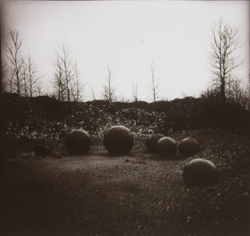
65 129 91 155
179 137 200 157
145 134 165 153
157 137 177 158
103 125 134 155
183 158 219 188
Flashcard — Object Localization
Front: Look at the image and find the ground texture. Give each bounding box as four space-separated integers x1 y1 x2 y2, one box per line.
1 129 250 236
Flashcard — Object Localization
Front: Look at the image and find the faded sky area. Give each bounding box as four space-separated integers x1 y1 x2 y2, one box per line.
1 1 249 102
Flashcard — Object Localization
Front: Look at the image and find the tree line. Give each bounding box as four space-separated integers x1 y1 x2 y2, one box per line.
1 19 249 109
1 31 85 102
203 18 249 109
2 30 43 97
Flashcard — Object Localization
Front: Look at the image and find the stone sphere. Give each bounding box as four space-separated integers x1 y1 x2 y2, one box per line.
145 134 165 153
65 129 91 155
157 137 177 158
183 158 219 188
179 137 200 157
103 125 133 155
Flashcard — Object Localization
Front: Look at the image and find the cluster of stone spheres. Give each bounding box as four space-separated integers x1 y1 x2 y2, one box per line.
64 125 219 188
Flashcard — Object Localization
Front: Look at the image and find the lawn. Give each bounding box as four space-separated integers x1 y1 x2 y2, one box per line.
1 129 250 236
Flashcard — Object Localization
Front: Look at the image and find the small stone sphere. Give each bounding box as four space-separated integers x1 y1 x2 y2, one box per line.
179 137 200 157
145 134 165 153
157 137 177 158
65 129 91 155
183 158 219 188
103 125 134 155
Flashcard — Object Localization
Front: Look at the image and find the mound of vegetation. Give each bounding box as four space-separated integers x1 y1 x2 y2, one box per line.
2 93 250 154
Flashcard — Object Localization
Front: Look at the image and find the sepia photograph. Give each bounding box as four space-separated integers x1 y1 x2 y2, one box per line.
1 1 250 235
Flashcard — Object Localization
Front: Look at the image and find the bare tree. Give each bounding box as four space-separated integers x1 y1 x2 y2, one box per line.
1 59 9 93
149 61 159 102
227 76 249 109
118 95 130 103
52 58 65 101
90 84 96 100
208 18 244 103
103 64 115 102
72 63 84 102
5 30 25 95
37 84 44 96
25 55 43 97
52 42 83 102
22 66 28 97
132 83 138 102
248 69 250 110
8 70 15 93
52 42 75 102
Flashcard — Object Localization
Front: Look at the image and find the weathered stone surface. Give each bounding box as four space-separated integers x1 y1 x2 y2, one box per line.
103 125 133 156
157 137 177 158
179 137 200 157
183 158 219 188
65 129 91 155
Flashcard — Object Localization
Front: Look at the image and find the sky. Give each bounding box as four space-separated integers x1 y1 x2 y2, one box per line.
1 1 249 102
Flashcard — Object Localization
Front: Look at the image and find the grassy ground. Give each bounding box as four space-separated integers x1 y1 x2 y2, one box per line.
1 129 250 236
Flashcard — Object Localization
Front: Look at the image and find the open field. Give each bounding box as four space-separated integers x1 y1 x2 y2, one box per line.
1 129 250 236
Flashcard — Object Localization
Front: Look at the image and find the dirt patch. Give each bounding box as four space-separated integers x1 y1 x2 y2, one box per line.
1 129 250 236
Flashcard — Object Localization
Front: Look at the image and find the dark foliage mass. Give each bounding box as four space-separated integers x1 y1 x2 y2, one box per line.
2 93 250 153
35 144 52 157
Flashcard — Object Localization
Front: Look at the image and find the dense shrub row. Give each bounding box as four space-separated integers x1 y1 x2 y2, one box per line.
2 93 250 142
